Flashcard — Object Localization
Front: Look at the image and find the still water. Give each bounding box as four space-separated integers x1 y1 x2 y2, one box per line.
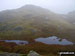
35 36 73 45
0 40 28 45
0 36 73 45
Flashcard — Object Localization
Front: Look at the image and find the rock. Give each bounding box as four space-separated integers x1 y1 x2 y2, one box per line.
0 52 8 56
27 50 41 56
0 54 6 56
0 52 19 56
7 53 19 56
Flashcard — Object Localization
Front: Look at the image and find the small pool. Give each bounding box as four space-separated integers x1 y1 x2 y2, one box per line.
35 36 73 45
0 40 28 45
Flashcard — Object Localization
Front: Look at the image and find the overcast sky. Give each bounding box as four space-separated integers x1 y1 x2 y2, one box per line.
0 0 75 14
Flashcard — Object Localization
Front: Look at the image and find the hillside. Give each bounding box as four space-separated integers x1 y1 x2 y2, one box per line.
62 11 75 24
0 5 75 43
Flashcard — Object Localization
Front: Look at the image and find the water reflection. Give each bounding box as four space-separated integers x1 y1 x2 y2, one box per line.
35 36 73 45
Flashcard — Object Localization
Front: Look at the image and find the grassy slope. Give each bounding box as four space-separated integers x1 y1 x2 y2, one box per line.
0 5 75 43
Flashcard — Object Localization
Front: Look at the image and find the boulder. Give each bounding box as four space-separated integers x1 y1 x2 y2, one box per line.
27 50 41 56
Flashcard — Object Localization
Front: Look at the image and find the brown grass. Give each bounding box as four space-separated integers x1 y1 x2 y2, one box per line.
0 41 75 56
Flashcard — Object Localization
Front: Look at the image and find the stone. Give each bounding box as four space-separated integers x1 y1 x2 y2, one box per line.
27 50 41 56
0 52 19 56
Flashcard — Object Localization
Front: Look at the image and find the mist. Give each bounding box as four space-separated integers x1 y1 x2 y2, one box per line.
0 0 75 14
